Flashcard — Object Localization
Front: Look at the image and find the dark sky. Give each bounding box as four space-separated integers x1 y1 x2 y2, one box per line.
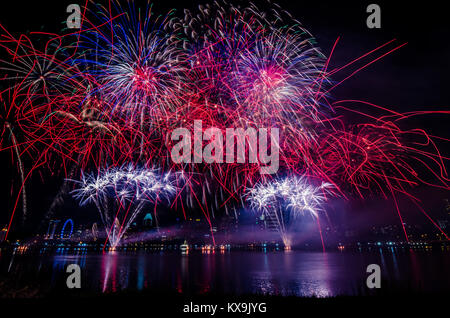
0 1 449 233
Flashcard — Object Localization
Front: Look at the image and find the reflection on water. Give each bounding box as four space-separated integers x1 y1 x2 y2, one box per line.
1 249 450 297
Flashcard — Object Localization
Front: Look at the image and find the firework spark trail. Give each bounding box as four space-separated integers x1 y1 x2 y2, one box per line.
0 89 29 223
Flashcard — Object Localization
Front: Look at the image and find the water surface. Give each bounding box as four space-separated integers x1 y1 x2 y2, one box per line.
1 249 449 296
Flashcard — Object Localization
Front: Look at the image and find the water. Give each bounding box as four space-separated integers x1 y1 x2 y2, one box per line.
1 249 450 297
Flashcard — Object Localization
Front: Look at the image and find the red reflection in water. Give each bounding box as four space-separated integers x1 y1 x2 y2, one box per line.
101 251 118 292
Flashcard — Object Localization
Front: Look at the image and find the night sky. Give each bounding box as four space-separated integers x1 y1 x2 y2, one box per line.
0 0 449 236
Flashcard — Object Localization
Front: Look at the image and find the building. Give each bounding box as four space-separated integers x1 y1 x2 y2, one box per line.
45 219 61 239
143 213 154 228
0 225 7 242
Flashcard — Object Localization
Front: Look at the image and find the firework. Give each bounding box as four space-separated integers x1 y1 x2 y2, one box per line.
71 165 177 248
247 176 333 246
0 0 448 247
0 28 86 101
75 0 187 126
162 0 329 223
174 0 327 129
